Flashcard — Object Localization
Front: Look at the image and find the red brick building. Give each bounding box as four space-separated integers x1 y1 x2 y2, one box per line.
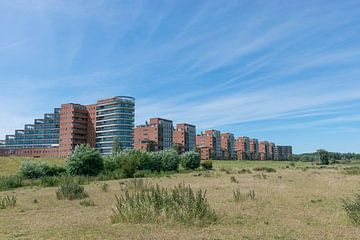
235 136 250 160
173 123 196 153
196 130 221 160
220 133 235 160
259 141 269 160
249 138 259 160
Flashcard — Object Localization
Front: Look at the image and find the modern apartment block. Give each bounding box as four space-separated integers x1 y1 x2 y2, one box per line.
134 118 173 151
249 138 259 160
259 141 269 160
173 123 196 153
235 136 250 160
275 145 293 160
0 96 135 157
196 130 221 160
268 142 276 160
220 133 235 159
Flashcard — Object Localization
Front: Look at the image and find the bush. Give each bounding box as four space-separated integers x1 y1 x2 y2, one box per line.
20 160 65 179
66 144 104 176
201 161 213 170
0 175 23 191
253 167 276 173
159 149 180 171
230 176 238 183
0 195 16 209
111 183 217 226
56 177 88 200
181 151 201 170
343 193 360 225
41 176 59 187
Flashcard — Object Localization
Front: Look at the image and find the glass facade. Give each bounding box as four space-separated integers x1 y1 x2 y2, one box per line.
95 96 135 154
4 108 60 149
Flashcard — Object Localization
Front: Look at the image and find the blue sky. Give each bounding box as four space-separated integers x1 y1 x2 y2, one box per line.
0 0 360 153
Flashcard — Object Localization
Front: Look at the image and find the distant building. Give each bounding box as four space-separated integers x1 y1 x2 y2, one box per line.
259 141 269 160
268 142 276 160
134 118 173 151
220 133 235 159
173 123 196 153
196 130 221 159
275 146 293 160
249 138 259 160
235 136 250 160
0 96 135 157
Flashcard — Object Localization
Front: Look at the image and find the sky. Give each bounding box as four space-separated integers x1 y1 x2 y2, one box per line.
0 0 360 154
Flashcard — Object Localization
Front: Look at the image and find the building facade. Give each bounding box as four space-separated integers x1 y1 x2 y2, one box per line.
275 145 293 160
249 138 259 160
220 133 235 159
0 96 135 157
235 136 250 160
196 130 221 160
134 118 173 151
259 141 269 161
173 123 196 153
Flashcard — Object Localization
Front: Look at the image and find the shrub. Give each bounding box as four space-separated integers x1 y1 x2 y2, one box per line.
158 149 180 172
66 144 104 176
80 199 95 207
181 151 201 170
56 177 88 200
343 193 360 225
111 183 217 226
253 167 276 173
0 175 23 191
133 170 152 178
19 160 65 179
201 161 213 170
0 195 17 209
41 176 59 187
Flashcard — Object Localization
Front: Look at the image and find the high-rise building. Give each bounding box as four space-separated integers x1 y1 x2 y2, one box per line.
235 136 250 160
249 138 259 160
0 96 135 157
268 142 276 160
134 118 173 151
95 96 135 154
196 130 221 159
173 123 196 153
221 133 235 159
259 141 269 161
275 145 293 160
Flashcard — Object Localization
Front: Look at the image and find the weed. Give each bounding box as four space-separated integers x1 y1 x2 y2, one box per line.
56 177 88 200
343 193 360 225
41 176 59 187
101 183 109 192
111 183 217 226
233 189 255 202
122 178 150 191
253 167 276 173
33 198 38 204
253 173 267 179
0 195 17 209
230 176 238 183
310 199 322 203
80 199 95 207
238 169 252 174
343 167 360 175
0 175 23 191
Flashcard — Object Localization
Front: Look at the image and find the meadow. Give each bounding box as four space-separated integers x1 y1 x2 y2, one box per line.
1 157 360 239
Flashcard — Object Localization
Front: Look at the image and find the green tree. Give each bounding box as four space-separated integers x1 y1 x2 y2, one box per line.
317 149 330 165
66 144 104 176
112 137 123 154
146 141 157 152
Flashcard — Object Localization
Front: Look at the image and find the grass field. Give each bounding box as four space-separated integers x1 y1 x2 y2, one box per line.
1 157 360 239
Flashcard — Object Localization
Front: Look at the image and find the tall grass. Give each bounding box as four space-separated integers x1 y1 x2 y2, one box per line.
233 189 256 202
0 195 17 209
0 175 23 191
56 177 88 200
111 183 217 226
343 193 360 225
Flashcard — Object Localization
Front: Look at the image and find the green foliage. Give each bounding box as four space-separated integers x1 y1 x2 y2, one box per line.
201 161 213 170
159 149 180 171
111 183 217 226
41 176 59 187
343 193 360 225
253 167 276 173
181 151 201 170
233 189 255 202
56 177 88 200
66 144 104 176
112 137 123 155
0 175 23 191
317 149 330 165
0 195 16 209
19 160 65 179
80 199 95 207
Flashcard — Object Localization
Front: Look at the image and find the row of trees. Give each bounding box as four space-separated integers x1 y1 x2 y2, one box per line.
293 149 360 165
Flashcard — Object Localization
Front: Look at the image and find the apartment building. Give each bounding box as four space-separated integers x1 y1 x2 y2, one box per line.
134 118 173 151
259 141 269 160
220 133 235 159
249 138 259 160
0 96 135 157
235 136 250 160
173 123 196 153
196 130 221 160
268 142 276 160
275 145 293 160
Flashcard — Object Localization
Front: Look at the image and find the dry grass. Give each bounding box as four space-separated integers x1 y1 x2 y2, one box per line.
1 164 360 239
